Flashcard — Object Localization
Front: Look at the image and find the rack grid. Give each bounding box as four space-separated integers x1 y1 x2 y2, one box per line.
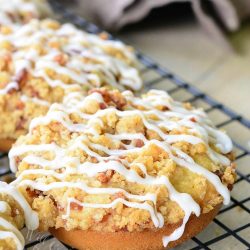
0 1 249 249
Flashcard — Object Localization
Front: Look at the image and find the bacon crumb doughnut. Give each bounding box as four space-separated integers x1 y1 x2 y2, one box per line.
9 88 236 249
0 19 141 151
0 181 38 250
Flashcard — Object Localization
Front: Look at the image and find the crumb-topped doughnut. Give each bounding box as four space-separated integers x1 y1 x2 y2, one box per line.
0 181 38 250
9 88 236 249
0 0 51 25
0 19 141 149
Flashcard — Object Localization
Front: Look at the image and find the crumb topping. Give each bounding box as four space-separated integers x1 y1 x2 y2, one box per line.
0 19 141 140
9 88 236 247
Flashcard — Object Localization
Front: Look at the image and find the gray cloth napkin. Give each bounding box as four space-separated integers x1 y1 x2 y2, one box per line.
73 0 250 50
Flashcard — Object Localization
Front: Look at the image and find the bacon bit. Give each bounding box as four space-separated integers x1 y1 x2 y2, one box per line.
100 213 110 223
26 188 42 198
53 53 68 66
99 32 109 40
16 116 27 130
121 140 131 145
190 117 197 122
109 93 127 110
30 88 40 98
99 102 107 109
70 202 83 211
162 106 170 111
89 88 127 110
97 170 114 183
90 156 98 163
112 192 125 201
134 139 144 148
15 69 28 86
214 170 223 179
11 208 20 217
15 157 22 166
228 184 233 191
16 100 25 110
57 204 64 212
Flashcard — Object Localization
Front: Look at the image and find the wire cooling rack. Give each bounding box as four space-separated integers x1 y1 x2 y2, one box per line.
0 1 249 249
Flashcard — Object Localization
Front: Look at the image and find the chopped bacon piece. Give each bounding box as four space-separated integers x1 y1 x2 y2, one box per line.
16 100 25 110
100 213 110 223
121 140 131 145
214 170 223 179
190 117 197 122
26 188 42 198
53 53 68 66
134 139 144 148
99 102 107 109
90 156 98 163
89 89 127 110
57 204 64 212
70 202 83 211
112 192 125 200
109 93 127 110
15 69 28 87
16 116 27 130
11 208 20 217
162 106 170 111
228 184 233 191
97 170 114 183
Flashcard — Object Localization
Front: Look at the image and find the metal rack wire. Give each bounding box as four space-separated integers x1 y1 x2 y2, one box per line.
0 0 249 249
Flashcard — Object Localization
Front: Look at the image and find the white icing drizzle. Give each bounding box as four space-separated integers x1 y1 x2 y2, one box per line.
0 82 18 95
20 95 50 107
0 201 8 213
9 89 233 247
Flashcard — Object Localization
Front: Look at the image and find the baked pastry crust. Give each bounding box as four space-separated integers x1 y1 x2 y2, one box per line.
50 204 221 250
0 139 15 152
